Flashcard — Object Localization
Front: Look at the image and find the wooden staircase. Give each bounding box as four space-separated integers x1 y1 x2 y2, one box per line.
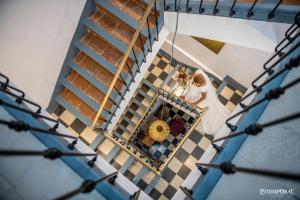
52 0 162 130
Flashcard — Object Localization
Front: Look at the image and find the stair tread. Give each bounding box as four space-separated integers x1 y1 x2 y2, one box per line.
131 98 147 110
65 71 114 111
57 89 105 126
106 145 121 163
127 107 142 119
137 88 153 101
75 40 127 78
90 8 146 53
132 166 148 184
122 116 137 127
142 79 157 91
95 0 149 36
81 31 135 72
73 52 124 91
118 123 132 134
144 175 160 194
109 0 158 29
90 134 105 150
119 156 135 174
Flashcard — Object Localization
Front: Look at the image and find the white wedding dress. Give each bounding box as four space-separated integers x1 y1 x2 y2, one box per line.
183 70 230 136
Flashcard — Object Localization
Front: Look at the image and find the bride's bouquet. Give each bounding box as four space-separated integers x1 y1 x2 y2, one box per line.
175 65 191 87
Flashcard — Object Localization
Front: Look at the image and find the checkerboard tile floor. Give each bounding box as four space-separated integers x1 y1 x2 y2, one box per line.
218 84 245 112
52 49 246 200
52 106 98 146
131 101 196 164
147 131 213 200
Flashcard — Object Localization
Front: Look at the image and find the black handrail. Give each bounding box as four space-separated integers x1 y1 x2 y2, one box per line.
196 163 208 175
154 0 159 41
226 76 300 131
114 86 125 101
125 60 135 82
53 172 118 200
196 162 300 181
267 0 283 20
252 41 300 89
164 0 170 10
179 186 193 200
275 26 299 55
199 0 204 13
0 98 59 131
139 33 146 63
246 0 258 18
0 88 41 114
0 81 25 98
214 111 300 142
229 0 237 17
0 118 77 140
129 190 141 200
213 0 219 15
239 55 299 105
0 148 97 159
131 48 140 73
118 74 130 92
146 17 153 52
186 0 192 13
285 12 300 38
0 73 9 89
263 31 300 72
269 13 299 66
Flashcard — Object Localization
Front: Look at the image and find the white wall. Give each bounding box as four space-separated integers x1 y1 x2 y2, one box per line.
164 12 290 53
0 0 86 108
162 34 272 87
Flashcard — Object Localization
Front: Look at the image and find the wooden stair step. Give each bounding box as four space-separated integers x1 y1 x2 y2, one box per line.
90 7 147 52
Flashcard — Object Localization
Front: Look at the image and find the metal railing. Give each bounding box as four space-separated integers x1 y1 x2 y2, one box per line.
226 75 300 131
196 162 300 181
54 172 118 200
0 98 59 132
91 0 160 129
163 0 297 22
216 111 300 143
0 147 97 159
158 88 203 117
0 73 130 198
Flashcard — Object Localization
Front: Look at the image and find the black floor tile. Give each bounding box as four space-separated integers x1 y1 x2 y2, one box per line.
157 60 167 69
146 73 157 83
177 165 191 179
191 146 204 160
137 179 148 190
159 71 168 80
149 188 161 199
54 105 65 116
163 185 177 199
230 93 242 105
124 170 135 181
189 130 202 144
70 119 86 134
218 95 228 106
120 120 129 127
162 167 176 182
175 148 189 163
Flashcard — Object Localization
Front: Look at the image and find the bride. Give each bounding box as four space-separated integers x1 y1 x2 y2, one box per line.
181 69 230 136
